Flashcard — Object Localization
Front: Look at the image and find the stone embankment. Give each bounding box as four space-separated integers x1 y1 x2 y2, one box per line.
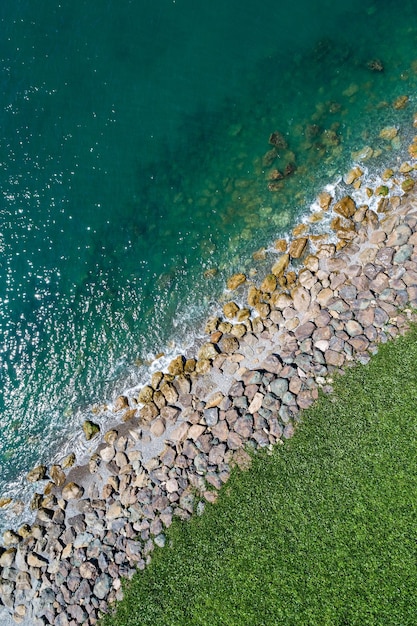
2 172 417 624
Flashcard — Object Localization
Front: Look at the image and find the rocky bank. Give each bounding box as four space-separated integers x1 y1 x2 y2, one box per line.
2 155 417 624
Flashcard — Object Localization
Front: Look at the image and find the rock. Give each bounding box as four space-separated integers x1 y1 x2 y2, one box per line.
317 191 332 210
79 561 97 579
196 359 212 375
26 465 47 483
223 301 239 319
248 392 264 414
198 343 219 361
270 378 289 398
272 253 290 276
205 392 224 409
260 354 283 374
260 273 277 293
227 273 246 290
324 350 345 367
379 126 398 140
220 336 240 354
150 418 166 437
27 552 48 568
289 237 308 259
113 395 129 412
275 238 288 252
165 478 179 494
333 196 356 219
269 131 288 149
294 321 315 341
82 420 100 441
0 548 16 567
160 406 180 421
62 482 84 500
393 95 409 109
401 178 415 193
188 424 206 441
394 245 412 264
386 224 411 247
344 166 363 185
292 286 310 312
345 320 363 337
49 464 66 487
3 530 20 546
140 402 159 422
138 385 154 403
204 407 219 427
168 355 185 376
62 452 76 469
160 382 178 405
93 573 111 600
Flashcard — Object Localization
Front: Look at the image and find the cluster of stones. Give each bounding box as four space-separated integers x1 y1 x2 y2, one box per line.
2 172 417 623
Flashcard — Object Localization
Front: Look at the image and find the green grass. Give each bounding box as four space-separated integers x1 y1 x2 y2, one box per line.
102 327 417 626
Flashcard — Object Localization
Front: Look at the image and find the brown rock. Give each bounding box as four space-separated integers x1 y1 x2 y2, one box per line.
140 402 159 422
227 273 246 290
26 465 47 483
168 355 185 376
333 196 356 219
247 285 261 307
150 418 166 437
260 274 277 293
324 350 345 367
317 191 332 210
205 392 224 409
223 301 240 319
49 465 66 487
289 237 308 259
294 321 316 341
138 385 154 404
196 359 212 375
113 395 129 412
271 253 290 276
274 238 288 252
160 382 178 405
62 482 84 500
220 336 240 354
393 95 409 109
269 131 288 149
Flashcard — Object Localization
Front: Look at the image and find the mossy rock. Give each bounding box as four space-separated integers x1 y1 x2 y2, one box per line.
82 420 100 441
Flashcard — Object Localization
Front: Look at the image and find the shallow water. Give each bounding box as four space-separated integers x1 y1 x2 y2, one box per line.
0 0 417 529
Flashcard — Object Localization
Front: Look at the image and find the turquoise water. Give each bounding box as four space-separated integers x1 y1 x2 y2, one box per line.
1 0 417 527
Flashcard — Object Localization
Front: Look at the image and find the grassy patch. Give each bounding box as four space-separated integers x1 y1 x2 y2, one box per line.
102 327 417 626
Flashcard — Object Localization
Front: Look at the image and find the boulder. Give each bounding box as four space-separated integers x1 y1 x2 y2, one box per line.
333 196 356 219
113 395 129 412
260 273 277 293
289 237 308 259
26 465 47 483
198 342 219 361
62 482 84 500
223 301 240 319
168 355 185 376
49 464 66 487
138 385 154 403
227 273 246 290
82 420 100 441
271 253 290 276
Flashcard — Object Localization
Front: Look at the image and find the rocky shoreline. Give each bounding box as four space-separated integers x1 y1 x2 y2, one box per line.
2 149 417 624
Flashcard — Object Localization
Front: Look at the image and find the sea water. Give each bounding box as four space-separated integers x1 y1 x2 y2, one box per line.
0 0 416 530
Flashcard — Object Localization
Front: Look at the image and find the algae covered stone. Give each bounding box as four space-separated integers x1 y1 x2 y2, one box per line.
82 420 100 441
